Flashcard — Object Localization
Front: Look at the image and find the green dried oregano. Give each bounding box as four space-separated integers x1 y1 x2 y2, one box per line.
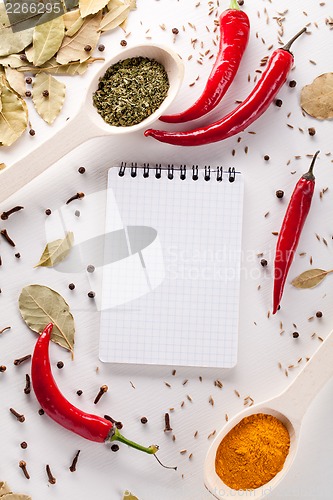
92 57 169 127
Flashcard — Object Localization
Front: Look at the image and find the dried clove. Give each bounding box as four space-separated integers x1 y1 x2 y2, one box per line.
69 450 81 472
1 206 24 220
46 464 56 484
164 412 172 432
94 384 108 404
66 192 85 204
24 374 31 394
10 408 25 422
14 354 31 366
0 229 16 247
19 460 30 479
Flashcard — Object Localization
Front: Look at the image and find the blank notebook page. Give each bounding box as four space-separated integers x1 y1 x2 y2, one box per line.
99 166 244 368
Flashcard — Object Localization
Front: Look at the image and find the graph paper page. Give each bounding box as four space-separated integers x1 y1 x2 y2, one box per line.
99 166 244 368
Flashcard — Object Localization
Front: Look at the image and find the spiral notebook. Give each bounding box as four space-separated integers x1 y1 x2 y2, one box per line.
99 164 244 368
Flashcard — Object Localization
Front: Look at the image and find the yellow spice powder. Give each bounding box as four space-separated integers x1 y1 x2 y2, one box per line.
215 413 290 490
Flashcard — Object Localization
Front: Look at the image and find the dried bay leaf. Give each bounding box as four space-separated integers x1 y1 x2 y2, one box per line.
18 284 75 354
66 15 85 37
1 494 32 500
0 4 34 57
18 57 101 75
32 72 66 124
0 54 28 69
99 4 130 32
291 268 333 289
56 12 102 64
79 0 109 18
0 83 28 146
300 73 333 120
5 67 26 96
63 8 81 29
35 232 74 267
0 482 11 496
123 492 139 500
33 16 65 66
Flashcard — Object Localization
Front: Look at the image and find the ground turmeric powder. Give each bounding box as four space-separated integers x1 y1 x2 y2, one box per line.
215 413 290 490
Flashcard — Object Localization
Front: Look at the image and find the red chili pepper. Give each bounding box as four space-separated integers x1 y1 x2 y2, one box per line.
31 323 158 454
145 27 306 146
272 151 320 314
160 0 250 124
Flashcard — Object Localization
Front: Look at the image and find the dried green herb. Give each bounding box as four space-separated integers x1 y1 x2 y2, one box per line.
93 57 169 127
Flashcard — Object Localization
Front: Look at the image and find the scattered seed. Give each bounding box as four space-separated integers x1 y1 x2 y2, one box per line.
57 361 64 369
10 408 25 422
120 40 127 47
318 336 324 342
46 464 56 484
0 365 6 372
316 311 323 318
260 259 268 267
209 395 214 406
15 252 21 259
76 390 83 396
164 412 172 432
289 80 297 87
24 374 31 394
68 283 75 290
129 381 135 389
275 99 283 107
141 416 148 424
26 77 32 84
180 449 187 455
194 430 198 438
14 354 31 366
214 379 223 389
292 331 299 338
98 44 105 52
264 155 270 161
0 326 11 335
172 369 176 376
207 430 216 439
94 384 108 404
165 382 171 388
187 394 193 402
172 27 179 34
69 450 81 472
182 379 188 386
88 291 95 298
42 90 49 97
20 441 28 449
276 190 284 198
38 408 45 415
234 389 240 398
308 127 316 136
19 460 30 479
86 265 95 273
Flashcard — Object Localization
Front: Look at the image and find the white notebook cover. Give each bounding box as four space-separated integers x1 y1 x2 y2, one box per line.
99 165 244 368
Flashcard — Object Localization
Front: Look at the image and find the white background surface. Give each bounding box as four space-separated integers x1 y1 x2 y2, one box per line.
0 1 333 499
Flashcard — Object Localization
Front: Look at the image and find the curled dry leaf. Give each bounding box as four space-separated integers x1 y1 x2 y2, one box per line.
18 284 75 354
35 231 74 267
66 15 85 37
4 67 26 96
56 12 102 64
0 54 28 69
300 73 333 120
79 0 109 18
0 481 32 499
32 72 66 124
63 7 82 30
291 268 333 289
0 82 28 146
18 57 100 76
0 4 34 57
33 16 65 67
99 4 130 32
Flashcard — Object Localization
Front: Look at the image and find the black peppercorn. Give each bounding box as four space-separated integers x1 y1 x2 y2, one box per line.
316 311 323 318
68 283 75 290
25 77 32 84
289 80 297 87
264 155 270 161
38 408 45 415
140 416 148 424
292 331 299 338
78 166 86 174
88 291 95 298
308 127 316 136
76 390 83 396
15 253 21 259
275 99 283 107
172 28 179 35
20 54 28 61
98 44 105 52
29 129 36 136
120 40 127 47
84 45 92 52
276 190 284 199
42 90 49 97
260 259 268 267
57 361 64 369
111 444 119 452
20 441 28 449
87 265 95 273
25 91 32 97
45 208 51 215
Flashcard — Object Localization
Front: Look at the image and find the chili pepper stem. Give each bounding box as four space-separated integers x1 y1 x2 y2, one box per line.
282 27 307 52
303 150 320 180
229 0 240 10
109 427 158 455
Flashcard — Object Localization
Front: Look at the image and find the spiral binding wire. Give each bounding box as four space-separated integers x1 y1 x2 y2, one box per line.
118 162 238 182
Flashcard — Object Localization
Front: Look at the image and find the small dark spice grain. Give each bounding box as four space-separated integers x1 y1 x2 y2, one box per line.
316 311 323 318
264 155 270 161
42 89 49 97
69 450 81 472
75 210 80 217
93 57 169 127
29 129 36 136
19 460 30 479
38 408 45 415
289 80 297 87
308 127 316 136
20 54 27 61
25 90 31 97
78 166 86 174
45 208 51 215
15 253 21 259
275 98 283 107
120 39 127 46
88 291 95 298
276 189 284 198
260 259 268 267
20 441 28 449
14 354 31 366
292 331 299 338
87 265 95 273
98 44 105 52
84 44 92 52
1 206 24 220
76 390 83 396
0 365 6 372
68 283 75 290
140 416 148 424
172 27 179 34
46 464 56 484
57 361 64 369
0 326 11 334
24 374 31 394
111 444 119 452
26 77 32 84
164 412 172 432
